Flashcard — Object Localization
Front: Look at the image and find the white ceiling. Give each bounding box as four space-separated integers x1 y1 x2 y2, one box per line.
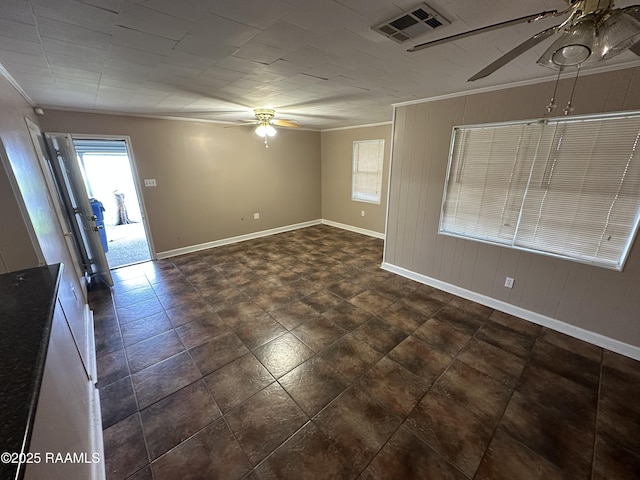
1 0 639 129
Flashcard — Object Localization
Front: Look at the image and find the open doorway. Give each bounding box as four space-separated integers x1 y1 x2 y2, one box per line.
72 138 152 269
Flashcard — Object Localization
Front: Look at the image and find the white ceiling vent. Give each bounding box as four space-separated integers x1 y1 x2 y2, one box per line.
372 3 449 43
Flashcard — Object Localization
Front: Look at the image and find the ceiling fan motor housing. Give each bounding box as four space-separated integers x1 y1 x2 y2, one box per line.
254 108 275 123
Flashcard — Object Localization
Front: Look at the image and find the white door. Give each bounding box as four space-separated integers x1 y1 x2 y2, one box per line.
22 121 94 379
44 133 113 287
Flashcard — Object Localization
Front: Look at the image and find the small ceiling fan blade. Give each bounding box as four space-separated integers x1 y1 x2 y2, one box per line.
272 119 302 128
223 121 259 128
407 10 558 53
467 26 560 81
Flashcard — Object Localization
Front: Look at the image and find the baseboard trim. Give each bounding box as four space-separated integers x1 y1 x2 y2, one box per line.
321 220 385 239
156 220 322 259
381 262 640 361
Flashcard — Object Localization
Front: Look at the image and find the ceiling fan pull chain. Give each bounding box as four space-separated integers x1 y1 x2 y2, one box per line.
546 66 564 114
564 65 582 116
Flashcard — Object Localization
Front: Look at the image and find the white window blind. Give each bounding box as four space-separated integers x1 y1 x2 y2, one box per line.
440 113 640 271
352 139 384 204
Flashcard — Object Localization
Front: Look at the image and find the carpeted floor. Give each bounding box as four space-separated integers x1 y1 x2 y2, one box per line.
105 223 151 268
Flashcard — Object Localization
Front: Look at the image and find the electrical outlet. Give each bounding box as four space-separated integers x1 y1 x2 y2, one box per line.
144 179 157 187
361 210 365 217
253 213 260 220
504 277 515 288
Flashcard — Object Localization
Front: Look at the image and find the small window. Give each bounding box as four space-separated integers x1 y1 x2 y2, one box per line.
352 139 384 204
440 113 640 271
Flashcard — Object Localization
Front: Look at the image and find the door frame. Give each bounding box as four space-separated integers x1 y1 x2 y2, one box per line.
70 134 156 262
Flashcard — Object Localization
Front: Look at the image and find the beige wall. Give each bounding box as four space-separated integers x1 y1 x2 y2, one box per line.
39 111 322 254
321 124 392 235
385 66 640 349
0 75 42 273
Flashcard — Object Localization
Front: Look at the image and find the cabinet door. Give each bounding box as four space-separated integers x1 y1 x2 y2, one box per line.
24 302 103 480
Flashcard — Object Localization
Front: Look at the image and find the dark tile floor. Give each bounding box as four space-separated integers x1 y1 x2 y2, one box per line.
89 225 640 480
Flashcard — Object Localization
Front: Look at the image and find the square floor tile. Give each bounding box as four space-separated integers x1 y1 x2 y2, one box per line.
499 391 592 476
103 414 148 480
126 330 184 374
204 353 275 412
120 311 173 347
225 382 308 465
355 356 430 418
291 316 347 352
476 321 536 359
530 338 600 389
322 301 373 331
270 300 321 330
164 300 219 328
352 317 408 354
387 335 451 383
254 422 353 480
253 332 315 378
314 386 402 472
175 315 231 349
364 423 467 480
140 380 221 460
432 359 514 424
413 317 471 356
593 432 640 480
151 418 251 480
279 356 349 416
131 351 202 409
189 331 250 376
96 348 129 388
320 333 382 381
100 376 137 429
116 298 164 324
233 313 288 350
458 338 526 387
380 302 429 334
475 427 565 480
406 390 493 477
349 290 395 315
432 304 485 335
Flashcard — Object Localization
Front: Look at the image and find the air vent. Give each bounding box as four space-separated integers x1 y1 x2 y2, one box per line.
372 3 449 43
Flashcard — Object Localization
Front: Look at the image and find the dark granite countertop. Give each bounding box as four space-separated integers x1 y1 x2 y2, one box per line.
0 264 61 480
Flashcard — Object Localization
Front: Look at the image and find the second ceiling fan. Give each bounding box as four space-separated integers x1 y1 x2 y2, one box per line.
408 0 640 81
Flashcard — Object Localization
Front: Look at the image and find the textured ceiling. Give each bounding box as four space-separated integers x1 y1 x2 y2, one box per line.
1 0 640 129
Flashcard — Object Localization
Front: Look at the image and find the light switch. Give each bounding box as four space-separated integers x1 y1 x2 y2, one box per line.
144 179 157 187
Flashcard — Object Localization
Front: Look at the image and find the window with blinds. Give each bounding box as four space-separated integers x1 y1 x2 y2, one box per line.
440 113 640 271
352 139 385 204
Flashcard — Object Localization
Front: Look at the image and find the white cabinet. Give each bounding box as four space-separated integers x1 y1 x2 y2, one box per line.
23 300 104 480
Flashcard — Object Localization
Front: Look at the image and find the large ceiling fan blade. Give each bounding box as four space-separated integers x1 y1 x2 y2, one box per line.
272 119 301 128
407 10 558 53
467 26 560 81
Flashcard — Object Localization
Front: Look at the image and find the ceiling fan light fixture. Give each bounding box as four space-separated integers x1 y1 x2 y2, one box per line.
600 9 640 58
255 123 277 137
537 17 599 68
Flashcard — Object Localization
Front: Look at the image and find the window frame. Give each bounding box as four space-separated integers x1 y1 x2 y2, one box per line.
352 139 385 205
439 111 640 271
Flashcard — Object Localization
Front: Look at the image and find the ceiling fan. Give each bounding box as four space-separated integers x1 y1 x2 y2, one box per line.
408 0 640 81
234 109 302 147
